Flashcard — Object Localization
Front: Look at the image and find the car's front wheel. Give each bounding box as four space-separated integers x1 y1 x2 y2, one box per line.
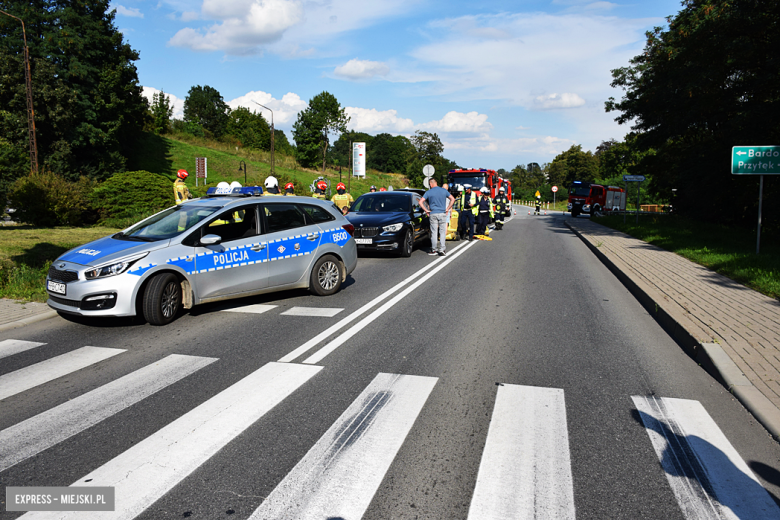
400 229 413 257
310 255 343 296
143 272 181 325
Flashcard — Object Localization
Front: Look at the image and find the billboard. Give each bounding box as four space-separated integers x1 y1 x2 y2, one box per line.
353 142 366 177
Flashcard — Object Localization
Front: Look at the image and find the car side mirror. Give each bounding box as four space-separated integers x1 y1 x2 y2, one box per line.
200 234 221 246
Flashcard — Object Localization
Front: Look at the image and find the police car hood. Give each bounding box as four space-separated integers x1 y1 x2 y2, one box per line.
57 235 170 267
346 211 410 227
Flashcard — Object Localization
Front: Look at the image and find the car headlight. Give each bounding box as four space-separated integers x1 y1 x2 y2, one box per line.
84 252 148 280
383 223 404 232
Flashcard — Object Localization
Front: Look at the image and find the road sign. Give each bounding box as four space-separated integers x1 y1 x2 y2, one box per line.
551 186 558 193
423 177 430 189
423 164 435 177
535 190 540 197
623 175 645 182
732 146 780 175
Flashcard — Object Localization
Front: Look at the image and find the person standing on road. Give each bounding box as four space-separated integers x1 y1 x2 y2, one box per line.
534 195 542 215
459 184 477 241
494 187 509 230
284 182 295 195
312 181 328 200
475 187 493 235
419 178 455 257
264 176 282 195
331 182 354 211
173 169 192 205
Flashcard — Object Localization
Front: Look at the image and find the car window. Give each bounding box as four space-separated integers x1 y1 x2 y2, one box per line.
201 205 258 243
263 203 308 233
353 194 411 213
301 204 336 224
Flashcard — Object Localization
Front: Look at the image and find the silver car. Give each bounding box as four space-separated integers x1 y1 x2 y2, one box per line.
46 189 358 325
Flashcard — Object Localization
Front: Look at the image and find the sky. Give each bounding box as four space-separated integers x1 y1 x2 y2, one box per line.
114 0 684 171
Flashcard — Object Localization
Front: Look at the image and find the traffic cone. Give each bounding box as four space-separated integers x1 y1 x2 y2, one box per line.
544 211 547 215
528 210 530 215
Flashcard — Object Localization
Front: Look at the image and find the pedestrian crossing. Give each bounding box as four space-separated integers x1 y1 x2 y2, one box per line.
2 339 779 520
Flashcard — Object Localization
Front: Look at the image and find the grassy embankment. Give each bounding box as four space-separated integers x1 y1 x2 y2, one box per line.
1 133 409 302
594 213 780 300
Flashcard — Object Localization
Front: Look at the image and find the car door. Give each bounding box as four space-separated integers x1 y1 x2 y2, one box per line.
190 204 269 300
411 194 428 240
261 202 322 287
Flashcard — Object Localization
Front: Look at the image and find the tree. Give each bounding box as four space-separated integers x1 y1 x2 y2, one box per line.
273 129 294 156
226 106 270 150
605 0 780 226
329 131 373 169
549 145 598 187
292 91 349 171
150 90 173 135
406 130 449 186
371 134 411 173
0 0 148 189
183 85 229 139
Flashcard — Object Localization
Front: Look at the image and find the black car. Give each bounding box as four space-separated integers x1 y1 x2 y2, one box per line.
345 191 429 257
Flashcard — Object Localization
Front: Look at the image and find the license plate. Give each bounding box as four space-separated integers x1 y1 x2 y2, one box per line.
354 238 372 245
47 280 66 295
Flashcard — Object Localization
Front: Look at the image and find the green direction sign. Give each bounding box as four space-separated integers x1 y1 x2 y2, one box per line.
732 146 780 175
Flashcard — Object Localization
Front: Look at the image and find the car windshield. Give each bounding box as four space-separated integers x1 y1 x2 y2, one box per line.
352 194 411 213
116 204 221 241
570 185 591 197
449 175 486 190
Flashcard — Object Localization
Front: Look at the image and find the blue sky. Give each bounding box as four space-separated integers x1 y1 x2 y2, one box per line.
114 0 683 171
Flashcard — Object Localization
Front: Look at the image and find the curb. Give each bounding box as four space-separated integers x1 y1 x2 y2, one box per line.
0 310 59 333
566 220 780 441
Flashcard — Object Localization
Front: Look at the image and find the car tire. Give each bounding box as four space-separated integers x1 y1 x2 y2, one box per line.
310 254 342 296
143 272 181 325
400 229 413 257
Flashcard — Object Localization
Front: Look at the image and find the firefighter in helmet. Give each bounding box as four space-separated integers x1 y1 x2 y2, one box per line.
331 182 353 211
312 180 328 200
173 169 192 205
379 187 387 192
494 186 509 230
369 185 377 192
534 195 542 215
458 184 477 241
476 187 494 235
284 182 295 195
264 176 281 195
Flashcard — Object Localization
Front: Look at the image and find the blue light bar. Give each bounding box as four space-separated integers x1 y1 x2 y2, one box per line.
206 186 263 197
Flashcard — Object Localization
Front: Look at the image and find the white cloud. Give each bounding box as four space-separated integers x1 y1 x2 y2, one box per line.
115 5 144 17
227 90 307 125
418 111 493 134
345 107 415 133
142 86 185 119
168 0 304 54
533 93 586 110
334 59 390 80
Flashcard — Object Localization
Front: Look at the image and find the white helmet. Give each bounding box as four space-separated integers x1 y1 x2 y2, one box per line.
463 184 472 190
480 187 489 193
230 181 242 189
499 187 505 192
217 181 230 189
264 176 278 189
456 184 464 192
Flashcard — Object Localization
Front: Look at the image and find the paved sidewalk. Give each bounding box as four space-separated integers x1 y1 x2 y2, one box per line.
567 217 780 440
0 298 58 332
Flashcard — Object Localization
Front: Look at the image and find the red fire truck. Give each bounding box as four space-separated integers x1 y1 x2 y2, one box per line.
568 180 626 217
447 169 498 197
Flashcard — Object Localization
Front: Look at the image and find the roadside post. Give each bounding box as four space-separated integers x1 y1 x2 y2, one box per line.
731 146 780 254
195 157 207 187
623 175 645 224
551 185 558 211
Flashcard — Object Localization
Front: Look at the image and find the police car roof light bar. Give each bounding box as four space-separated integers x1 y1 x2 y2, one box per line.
206 186 264 197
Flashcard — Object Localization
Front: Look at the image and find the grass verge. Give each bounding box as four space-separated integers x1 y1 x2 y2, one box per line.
0 226 120 302
593 214 780 300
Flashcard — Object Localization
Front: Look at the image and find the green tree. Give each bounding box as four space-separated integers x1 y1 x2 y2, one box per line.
183 85 229 139
406 131 448 186
549 145 598 187
292 91 350 171
150 90 173 135
371 134 411 173
273 129 294 156
0 0 148 190
226 106 270 150
606 0 780 226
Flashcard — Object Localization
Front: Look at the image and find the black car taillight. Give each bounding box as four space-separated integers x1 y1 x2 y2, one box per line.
342 223 354 236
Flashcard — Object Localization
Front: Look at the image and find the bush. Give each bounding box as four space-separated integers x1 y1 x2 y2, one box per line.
8 170 96 226
92 170 173 227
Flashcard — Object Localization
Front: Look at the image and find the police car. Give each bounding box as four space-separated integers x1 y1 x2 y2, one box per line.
45 186 358 325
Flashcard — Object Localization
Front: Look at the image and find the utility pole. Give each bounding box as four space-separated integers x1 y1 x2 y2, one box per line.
0 9 38 174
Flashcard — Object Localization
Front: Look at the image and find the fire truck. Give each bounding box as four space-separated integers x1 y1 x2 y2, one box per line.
568 180 626 217
447 169 498 197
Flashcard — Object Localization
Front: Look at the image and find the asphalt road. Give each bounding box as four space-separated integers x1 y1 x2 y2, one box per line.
2 210 780 519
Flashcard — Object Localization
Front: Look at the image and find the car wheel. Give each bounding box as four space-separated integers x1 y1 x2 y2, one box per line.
143 273 181 325
310 254 342 296
400 229 413 257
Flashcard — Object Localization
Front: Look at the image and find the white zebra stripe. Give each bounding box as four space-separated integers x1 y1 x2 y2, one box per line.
0 339 46 360
0 354 217 472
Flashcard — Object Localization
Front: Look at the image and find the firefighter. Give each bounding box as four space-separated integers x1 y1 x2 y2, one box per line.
534 195 542 215
494 186 509 230
284 182 295 195
264 176 282 195
458 184 477 241
379 187 387 192
369 185 377 192
476 187 494 235
312 180 328 200
331 182 354 211
173 169 192 205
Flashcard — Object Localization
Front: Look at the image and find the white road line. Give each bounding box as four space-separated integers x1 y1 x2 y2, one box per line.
278 240 472 363
20 362 321 520
250 372 437 520
632 395 780 519
0 347 125 401
0 339 46 360
302 240 478 364
0 354 217 472
281 307 344 317
221 304 278 314
468 385 575 520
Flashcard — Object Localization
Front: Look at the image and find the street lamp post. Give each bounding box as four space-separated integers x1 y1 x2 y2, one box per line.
0 9 38 174
238 160 247 185
252 102 274 176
